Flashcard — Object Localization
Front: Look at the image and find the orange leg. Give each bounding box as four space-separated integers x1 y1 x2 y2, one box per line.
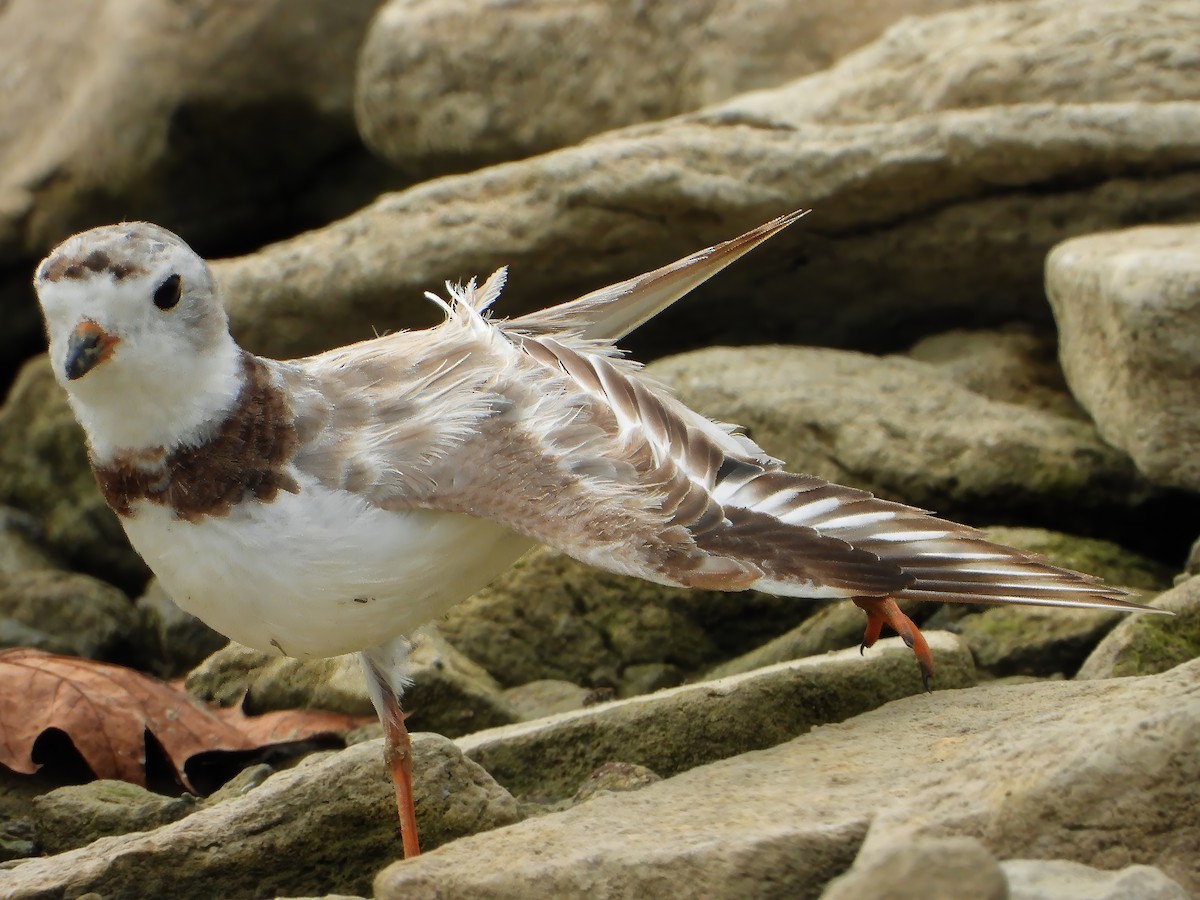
380 689 421 859
853 596 934 692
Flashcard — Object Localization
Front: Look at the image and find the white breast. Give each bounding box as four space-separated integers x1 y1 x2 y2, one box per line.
120 474 535 658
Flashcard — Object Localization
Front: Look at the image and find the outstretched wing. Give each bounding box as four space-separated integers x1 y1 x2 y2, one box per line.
283 218 1156 615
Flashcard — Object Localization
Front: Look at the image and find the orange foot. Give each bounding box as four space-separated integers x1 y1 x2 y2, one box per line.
853 596 934 692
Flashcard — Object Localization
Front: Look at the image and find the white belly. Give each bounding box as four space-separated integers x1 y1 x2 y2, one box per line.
120 476 535 658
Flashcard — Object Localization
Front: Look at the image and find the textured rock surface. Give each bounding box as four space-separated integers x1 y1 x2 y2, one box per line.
185 627 515 737
355 0 1018 177
1078 575 1200 680
0 0 387 261
1002 859 1191 900
375 660 1200 898
1047 223 1200 492
0 507 58 575
32 781 195 854
820 836 1007 900
217 101 1200 365
0 569 138 660
957 605 1125 677
458 633 974 802
4 734 519 899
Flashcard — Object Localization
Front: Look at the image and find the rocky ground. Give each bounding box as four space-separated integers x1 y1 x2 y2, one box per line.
1 1 1199 898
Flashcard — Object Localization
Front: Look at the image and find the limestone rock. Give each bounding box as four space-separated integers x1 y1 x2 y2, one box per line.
1047 223 1200 492
32 781 196 854
1002 859 1191 900
820 836 1007 900
0 569 137 661
572 762 662 805
186 627 516 737
906 326 1084 418
0 0 388 263
458 633 975 802
216 101 1200 365
1077 576 1200 680
501 680 592 722
647 347 1155 534
0 507 58 575
705 0 1200 129
134 579 227 678
374 660 1200 898
4 734 519 899
957 605 1124 678
355 0 1019 178
0 356 145 591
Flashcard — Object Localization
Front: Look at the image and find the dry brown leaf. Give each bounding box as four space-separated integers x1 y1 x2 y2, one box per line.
0 648 365 790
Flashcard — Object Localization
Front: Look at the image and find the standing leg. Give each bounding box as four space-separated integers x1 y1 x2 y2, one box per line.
360 642 421 858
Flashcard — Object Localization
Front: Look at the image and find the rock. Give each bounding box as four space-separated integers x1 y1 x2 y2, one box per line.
957 605 1124 678
906 326 1084 418
374 659 1200 898
186 627 516 737
439 545 810 689
32 781 196 854
820 836 1007 900
4 734 519 899
1047 223 1200 492
647 347 1156 536
215 0 1200 363
355 0 1018 178
457 632 974 802
1077 576 1200 680
0 569 138 661
572 762 662 805
501 680 592 722
0 506 58 574
706 0 1200 129
134 579 227 678
0 356 146 592
1002 859 1191 900
0 0 389 265
186 644 374 715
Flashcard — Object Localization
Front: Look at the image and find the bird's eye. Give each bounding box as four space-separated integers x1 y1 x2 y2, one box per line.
153 274 182 310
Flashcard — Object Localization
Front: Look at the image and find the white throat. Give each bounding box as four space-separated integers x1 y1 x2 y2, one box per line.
67 333 246 462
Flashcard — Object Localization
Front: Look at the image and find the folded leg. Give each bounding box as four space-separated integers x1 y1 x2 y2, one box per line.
853 596 933 691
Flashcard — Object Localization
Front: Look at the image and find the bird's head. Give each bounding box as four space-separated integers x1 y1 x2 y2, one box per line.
34 222 243 459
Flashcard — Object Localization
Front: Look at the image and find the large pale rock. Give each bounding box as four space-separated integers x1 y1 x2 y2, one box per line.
706 0 1200 129
0 0 387 263
457 633 975 802
0 356 145 591
820 836 1007 900
1047 223 1200 492
32 781 195 854
375 660 1200 898
217 101 1200 365
355 0 1019 177
648 346 1156 534
1077 575 1200 680
1002 859 1191 900
4 734 519 899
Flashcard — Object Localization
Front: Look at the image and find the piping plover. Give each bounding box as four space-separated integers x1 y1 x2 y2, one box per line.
34 211 1158 857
